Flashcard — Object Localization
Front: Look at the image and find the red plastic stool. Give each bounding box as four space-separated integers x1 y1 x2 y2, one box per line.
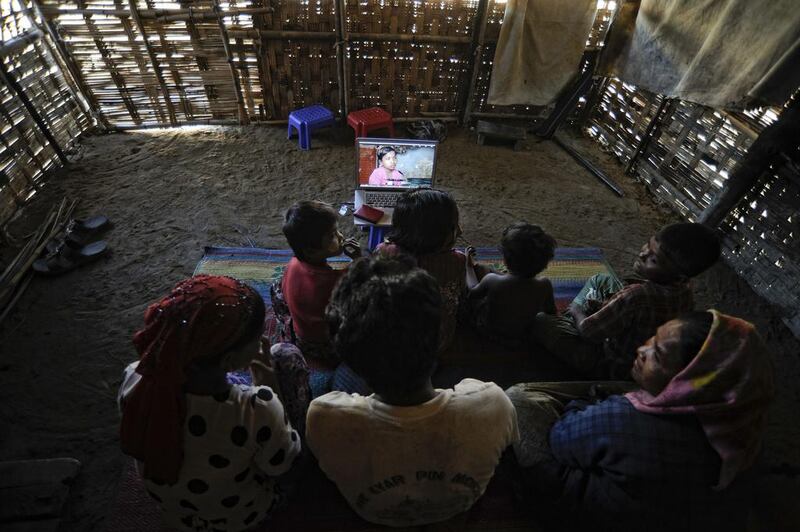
347 107 395 138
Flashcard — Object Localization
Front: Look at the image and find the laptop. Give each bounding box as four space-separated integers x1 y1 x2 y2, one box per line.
353 137 439 223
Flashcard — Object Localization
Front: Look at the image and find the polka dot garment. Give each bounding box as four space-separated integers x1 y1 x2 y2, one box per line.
122 364 301 532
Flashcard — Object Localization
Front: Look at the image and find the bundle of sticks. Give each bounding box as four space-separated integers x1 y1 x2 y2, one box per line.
0 198 77 324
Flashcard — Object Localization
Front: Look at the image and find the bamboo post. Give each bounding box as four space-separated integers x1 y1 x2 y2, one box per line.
38 6 274 21
699 94 800 227
127 0 178 126
235 37 255 116
624 97 670 175
29 0 111 129
211 0 249 125
338 0 349 117
333 0 346 119
0 99 48 176
0 61 68 164
461 0 490 125
0 30 41 56
0 134 38 190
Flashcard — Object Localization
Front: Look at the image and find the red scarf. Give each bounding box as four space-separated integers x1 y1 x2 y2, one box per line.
119 275 260 484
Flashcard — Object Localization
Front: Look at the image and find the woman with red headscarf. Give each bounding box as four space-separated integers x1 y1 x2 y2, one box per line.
119 275 302 531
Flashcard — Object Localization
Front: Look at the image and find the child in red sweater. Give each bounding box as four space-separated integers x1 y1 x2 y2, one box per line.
281 200 361 364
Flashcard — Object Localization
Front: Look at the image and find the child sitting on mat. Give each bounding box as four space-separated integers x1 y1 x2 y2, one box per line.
533 222 721 379
466 223 557 345
280 200 361 365
306 255 518 527
375 188 488 351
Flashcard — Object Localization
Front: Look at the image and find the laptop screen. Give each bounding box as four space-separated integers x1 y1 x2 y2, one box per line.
355 138 438 189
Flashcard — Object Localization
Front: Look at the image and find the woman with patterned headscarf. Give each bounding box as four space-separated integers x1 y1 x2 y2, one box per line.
506 310 774 532
119 275 302 531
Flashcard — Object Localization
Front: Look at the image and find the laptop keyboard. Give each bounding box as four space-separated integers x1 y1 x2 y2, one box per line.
364 191 400 208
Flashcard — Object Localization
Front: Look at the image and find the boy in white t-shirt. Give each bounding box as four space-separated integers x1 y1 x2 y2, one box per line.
306 254 519 527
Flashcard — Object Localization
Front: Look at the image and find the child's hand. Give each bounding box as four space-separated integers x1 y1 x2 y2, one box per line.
465 246 476 267
342 238 362 260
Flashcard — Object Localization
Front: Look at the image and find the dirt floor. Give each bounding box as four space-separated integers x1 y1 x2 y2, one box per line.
0 124 798 530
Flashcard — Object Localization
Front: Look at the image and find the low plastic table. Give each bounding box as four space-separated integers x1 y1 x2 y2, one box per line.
346 107 395 138
287 105 335 150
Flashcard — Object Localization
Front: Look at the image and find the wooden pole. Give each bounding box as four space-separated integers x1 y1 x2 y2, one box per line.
470 111 542 121
211 0 249 125
38 6 274 21
338 0 349 118
333 0 346 119
0 99 49 176
624 97 670 174
699 94 800 227
223 28 466 43
29 0 111 129
127 0 177 126
349 32 470 44
0 29 42 56
0 61 68 164
461 0 491 125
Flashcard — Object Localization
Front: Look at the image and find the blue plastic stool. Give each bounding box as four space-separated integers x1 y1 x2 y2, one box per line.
287 105 335 150
367 226 388 251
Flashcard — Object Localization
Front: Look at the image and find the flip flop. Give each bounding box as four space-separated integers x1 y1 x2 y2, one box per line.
69 215 110 234
33 240 109 276
44 216 111 254
44 232 93 255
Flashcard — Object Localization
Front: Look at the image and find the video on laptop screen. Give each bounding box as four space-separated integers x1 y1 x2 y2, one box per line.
356 138 438 189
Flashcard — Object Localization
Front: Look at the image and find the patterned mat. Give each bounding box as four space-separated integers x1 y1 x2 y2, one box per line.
194 246 614 312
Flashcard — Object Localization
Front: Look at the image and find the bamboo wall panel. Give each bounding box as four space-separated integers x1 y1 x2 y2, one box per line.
720 162 800 335
139 0 242 121
634 100 757 220
585 78 664 165
254 0 338 119
42 1 170 126
0 23 88 226
344 0 477 36
346 39 469 116
342 0 478 116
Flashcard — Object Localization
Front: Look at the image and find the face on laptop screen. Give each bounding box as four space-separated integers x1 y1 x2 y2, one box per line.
356 138 438 189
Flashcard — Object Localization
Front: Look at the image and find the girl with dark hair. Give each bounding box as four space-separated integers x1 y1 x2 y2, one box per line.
118 275 302 531
376 189 488 350
367 146 408 186
506 310 774 532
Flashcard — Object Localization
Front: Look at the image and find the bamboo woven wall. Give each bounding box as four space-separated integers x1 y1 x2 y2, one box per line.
720 161 800 334
344 0 477 116
586 80 774 220
36 0 487 125
584 79 799 335
1 1 89 227
30 0 618 126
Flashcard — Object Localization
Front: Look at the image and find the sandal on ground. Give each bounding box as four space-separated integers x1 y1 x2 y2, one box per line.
33 240 109 276
44 215 111 254
69 215 110 234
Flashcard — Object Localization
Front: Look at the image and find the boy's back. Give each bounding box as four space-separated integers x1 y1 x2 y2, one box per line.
306 378 518 527
474 274 556 338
